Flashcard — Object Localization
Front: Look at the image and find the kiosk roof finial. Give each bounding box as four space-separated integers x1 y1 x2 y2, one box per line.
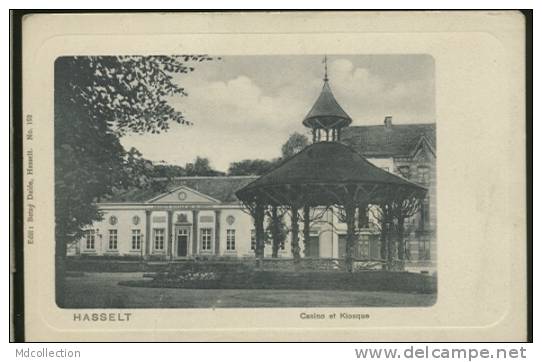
323 55 328 82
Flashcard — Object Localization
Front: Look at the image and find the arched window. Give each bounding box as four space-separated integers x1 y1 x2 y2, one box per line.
417 165 430 184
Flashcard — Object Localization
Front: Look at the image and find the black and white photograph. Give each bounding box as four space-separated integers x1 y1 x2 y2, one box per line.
15 10 528 343
55 54 437 309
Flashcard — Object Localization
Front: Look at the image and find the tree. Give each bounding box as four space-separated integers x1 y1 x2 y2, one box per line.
369 197 421 270
390 196 422 262
139 162 187 194
299 206 330 258
266 206 289 258
375 203 394 268
228 133 308 178
185 156 224 176
152 163 187 179
281 132 309 159
236 133 309 263
289 206 302 264
55 55 215 306
228 159 276 176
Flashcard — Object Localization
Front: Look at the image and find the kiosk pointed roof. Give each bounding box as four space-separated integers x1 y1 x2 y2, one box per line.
302 80 352 127
235 142 426 206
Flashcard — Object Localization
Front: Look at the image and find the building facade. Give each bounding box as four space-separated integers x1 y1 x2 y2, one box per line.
69 118 436 264
69 63 436 264
69 176 270 260
342 116 437 261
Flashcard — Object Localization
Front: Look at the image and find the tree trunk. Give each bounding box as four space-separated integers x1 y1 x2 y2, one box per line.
55 233 68 308
290 206 301 264
379 203 394 270
357 203 368 229
303 205 310 257
379 205 388 262
386 222 394 268
397 217 405 261
380 230 387 262
254 202 265 268
271 206 280 258
345 203 356 273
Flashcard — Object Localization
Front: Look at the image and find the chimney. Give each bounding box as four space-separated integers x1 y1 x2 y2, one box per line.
384 116 392 128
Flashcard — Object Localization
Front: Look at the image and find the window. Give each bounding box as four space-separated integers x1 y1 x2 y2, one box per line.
423 197 431 224
226 229 236 251
405 239 412 261
398 166 411 179
154 228 165 250
418 166 430 184
85 230 95 250
418 238 431 260
178 228 189 237
200 228 212 251
353 234 370 259
132 229 141 250
420 196 430 230
250 229 256 250
108 229 118 250
356 235 370 259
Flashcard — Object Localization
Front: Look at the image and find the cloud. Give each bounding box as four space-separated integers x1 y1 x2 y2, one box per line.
122 75 312 171
176 75 310 133
327 59 435 122
121 57 435 171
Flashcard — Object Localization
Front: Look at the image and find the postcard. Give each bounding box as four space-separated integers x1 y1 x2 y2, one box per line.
17 11 527 341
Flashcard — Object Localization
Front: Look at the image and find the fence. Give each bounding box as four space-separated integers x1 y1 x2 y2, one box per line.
66 255 433 273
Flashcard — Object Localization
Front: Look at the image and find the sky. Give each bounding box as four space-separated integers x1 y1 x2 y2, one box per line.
120 55 435 172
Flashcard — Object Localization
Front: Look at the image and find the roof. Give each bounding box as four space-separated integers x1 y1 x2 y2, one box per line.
104 176 258 204
302 81 352 129
341 123 436 158
236 142 426 205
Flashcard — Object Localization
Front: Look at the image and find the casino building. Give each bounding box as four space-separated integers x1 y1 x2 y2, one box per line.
69 75 436 264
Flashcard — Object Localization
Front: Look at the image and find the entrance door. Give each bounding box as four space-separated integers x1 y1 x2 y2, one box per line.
176 228 189 257
307 236 320 258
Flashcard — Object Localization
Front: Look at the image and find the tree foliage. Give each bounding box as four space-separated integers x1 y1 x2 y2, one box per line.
55 55 215 242
228 132 310 178
281 132 309 159
185 156 225 177
228 159 276 176
151 163 187 178
56 56 214 135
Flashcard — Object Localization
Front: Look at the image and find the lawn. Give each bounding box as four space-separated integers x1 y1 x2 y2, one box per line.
63 272 437 308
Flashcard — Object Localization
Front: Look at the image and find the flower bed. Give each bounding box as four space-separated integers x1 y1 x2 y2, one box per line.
119 268 437 294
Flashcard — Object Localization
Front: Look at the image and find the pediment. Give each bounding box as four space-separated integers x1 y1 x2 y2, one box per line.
147 186 219 204
411 135 435 161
